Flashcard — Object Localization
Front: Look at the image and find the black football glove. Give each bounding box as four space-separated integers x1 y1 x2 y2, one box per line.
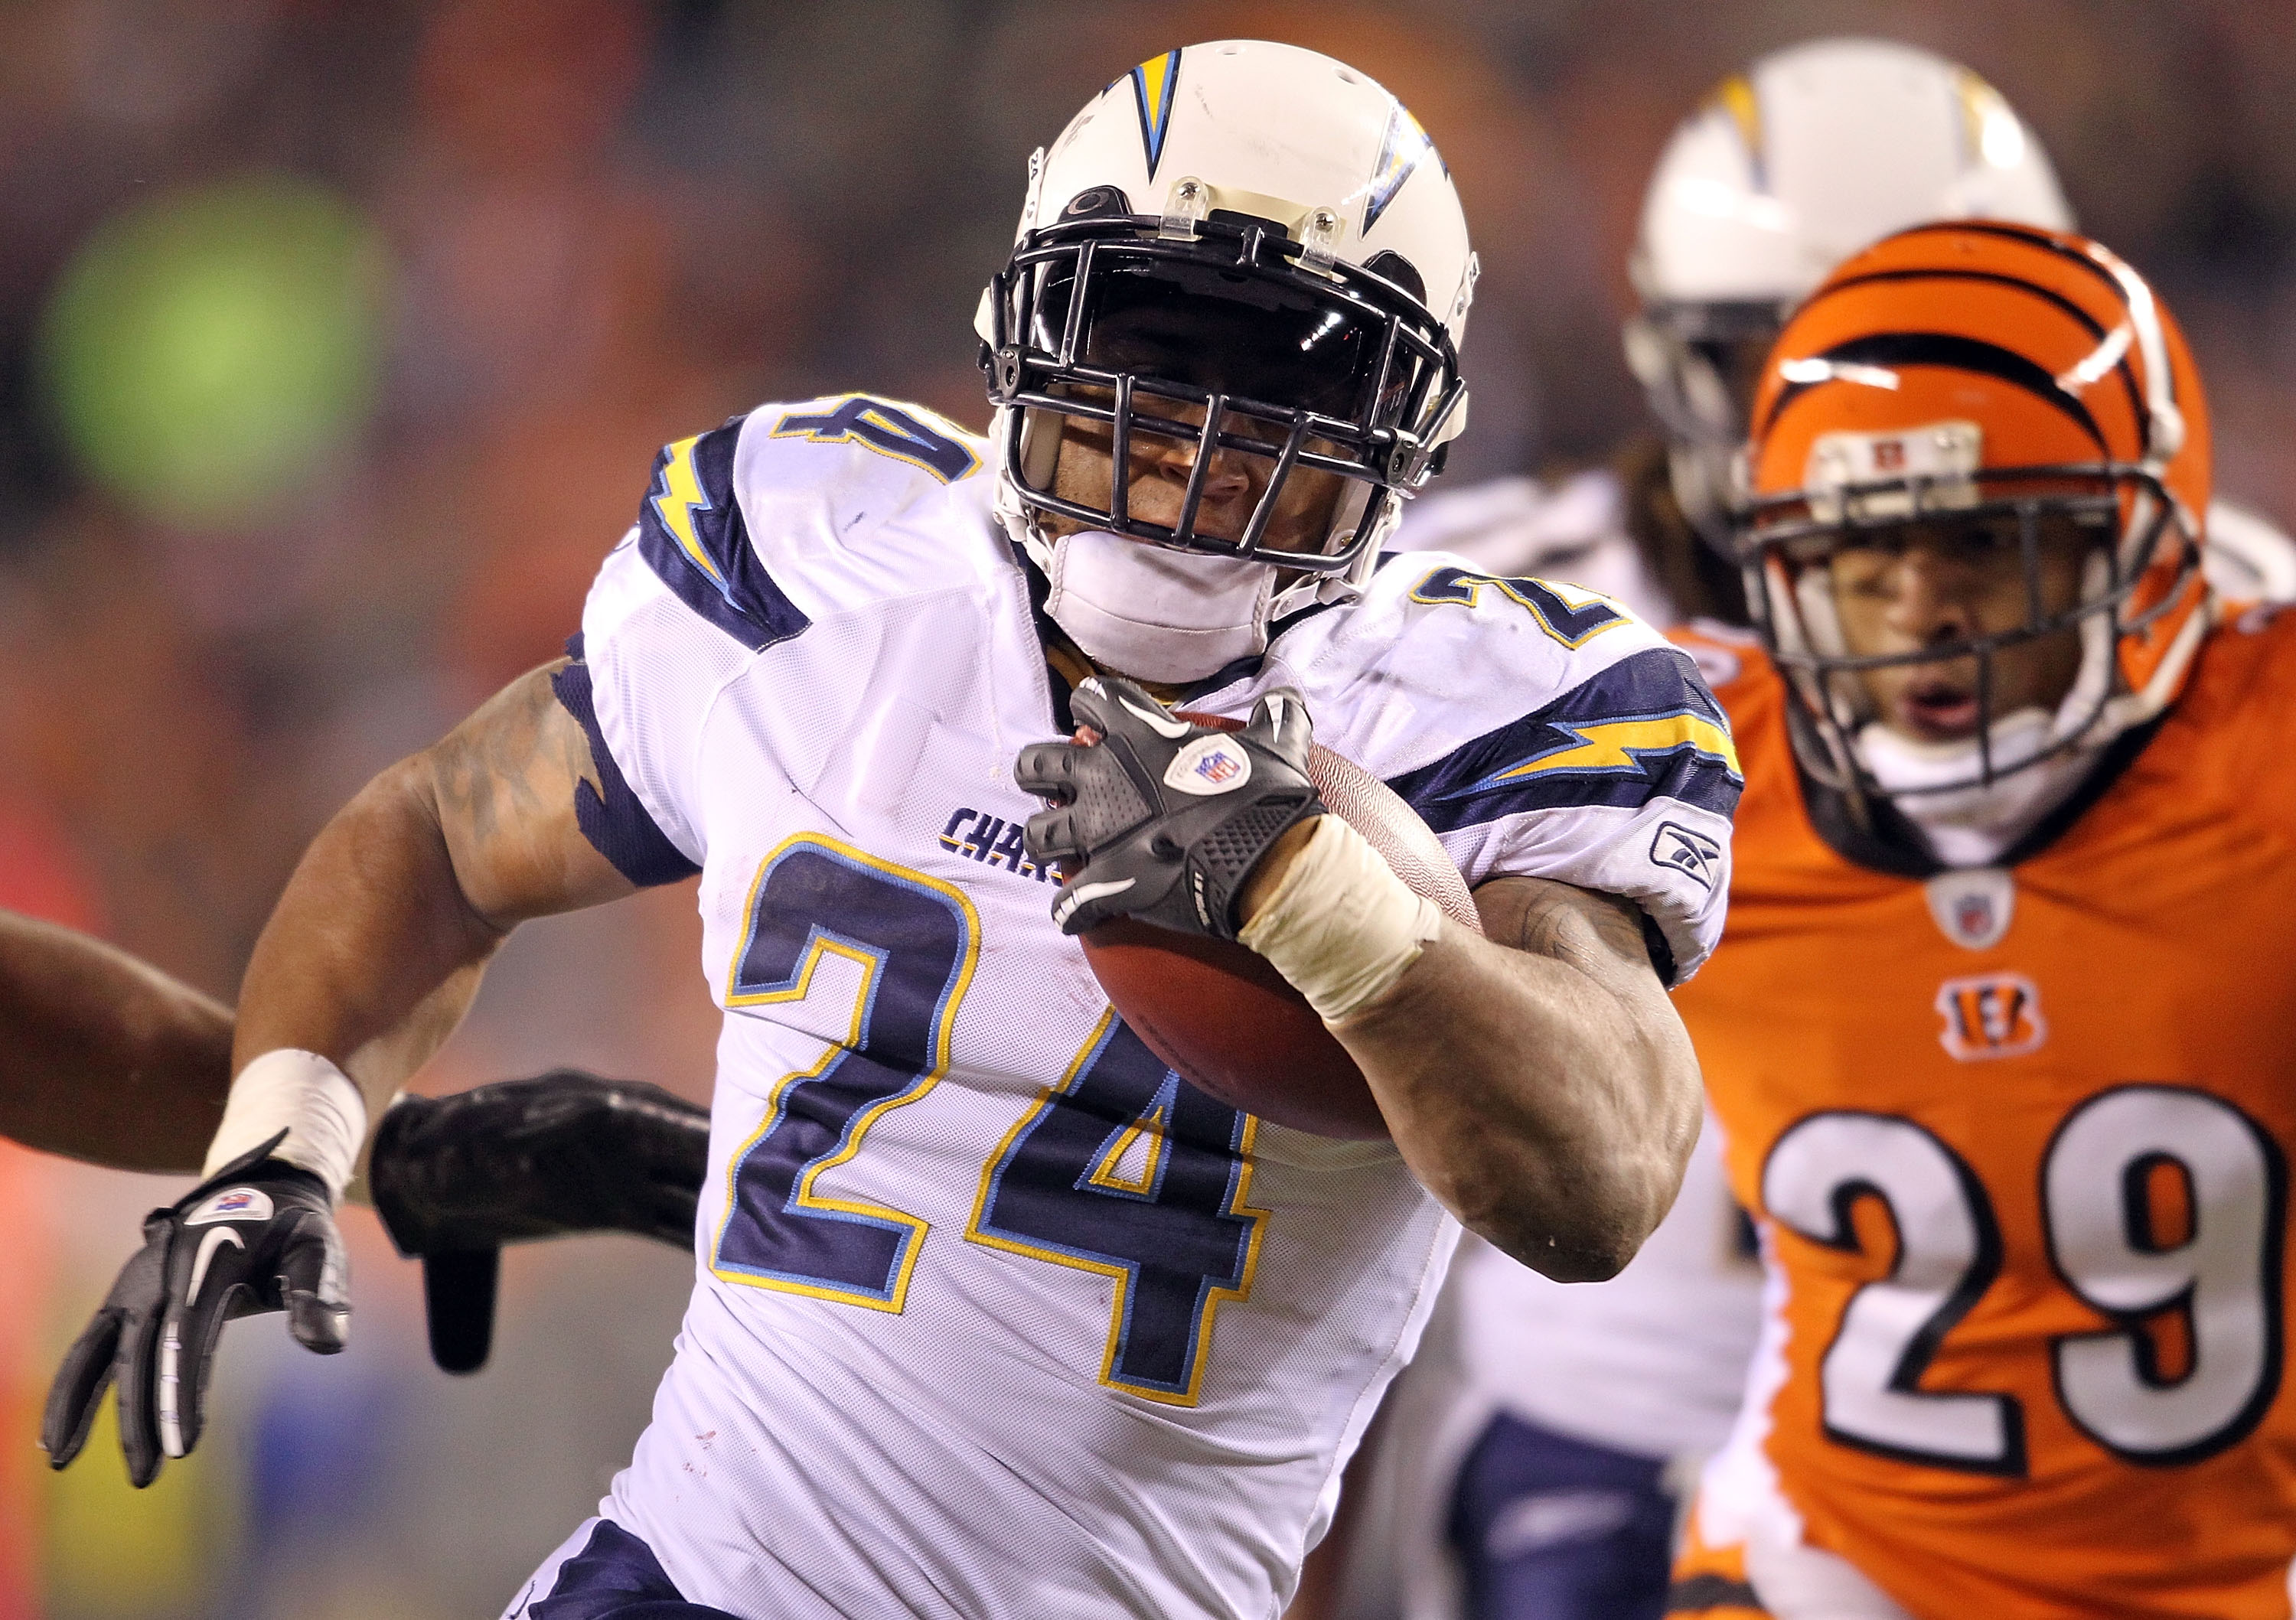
44 1132 349 1487
367 1070 709 1374
1015 676 1323 939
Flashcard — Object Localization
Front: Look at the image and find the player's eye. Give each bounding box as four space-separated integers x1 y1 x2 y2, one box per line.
1829 552 1902 598
1942 520 2021 562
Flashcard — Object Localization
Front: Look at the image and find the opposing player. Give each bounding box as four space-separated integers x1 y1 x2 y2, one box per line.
1347 40 2296 1620
54 42 1730 1617
0 908 236 1172
1344 42 2069 1620
1664 221 2296 1617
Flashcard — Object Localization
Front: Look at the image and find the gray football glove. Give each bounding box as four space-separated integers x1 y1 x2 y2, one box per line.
44 1133 348 1487
1015 677 1322 939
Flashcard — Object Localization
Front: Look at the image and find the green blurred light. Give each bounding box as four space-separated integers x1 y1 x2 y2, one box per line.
39 175 389 527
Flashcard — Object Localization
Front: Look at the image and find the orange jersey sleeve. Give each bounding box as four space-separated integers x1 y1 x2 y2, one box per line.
1668 608 2296 1619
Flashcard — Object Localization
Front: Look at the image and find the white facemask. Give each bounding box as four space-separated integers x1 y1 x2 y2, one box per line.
1042 529 1276 684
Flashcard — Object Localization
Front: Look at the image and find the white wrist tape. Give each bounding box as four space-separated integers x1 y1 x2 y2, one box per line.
203 1048 367 1201
1238 815 1443 1023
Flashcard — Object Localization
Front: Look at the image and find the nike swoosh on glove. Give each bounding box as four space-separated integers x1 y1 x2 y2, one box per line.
1014 677 1322 939
367 1071 709 1374
44 1130 347 1486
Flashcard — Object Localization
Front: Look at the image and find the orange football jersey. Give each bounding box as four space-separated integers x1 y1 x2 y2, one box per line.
1670 605 2296 1619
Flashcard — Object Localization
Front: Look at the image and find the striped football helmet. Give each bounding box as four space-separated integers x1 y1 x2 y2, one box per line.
1740 221 2210 803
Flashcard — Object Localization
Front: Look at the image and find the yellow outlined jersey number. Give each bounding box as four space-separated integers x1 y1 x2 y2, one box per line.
768 396 980 484
1410 565 1628 648
969 1009 1268 1404
713 836 980 1311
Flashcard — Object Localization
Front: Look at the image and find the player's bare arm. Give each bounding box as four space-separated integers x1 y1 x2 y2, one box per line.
0 911 233 1172
1020 680 1704 1284
233 658 636 1099
1313 869 1699 1281
2 878 705 1379
46 659 650 1485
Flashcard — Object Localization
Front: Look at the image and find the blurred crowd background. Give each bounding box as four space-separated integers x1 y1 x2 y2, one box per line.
3 1 2294 1615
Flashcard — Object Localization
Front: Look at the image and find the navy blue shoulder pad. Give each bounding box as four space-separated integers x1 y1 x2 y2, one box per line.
1386 646 1743 833
634 416 810 653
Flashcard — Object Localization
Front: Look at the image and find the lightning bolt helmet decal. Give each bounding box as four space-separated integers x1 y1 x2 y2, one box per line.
1130 50 1183 182
1363 101 1443 234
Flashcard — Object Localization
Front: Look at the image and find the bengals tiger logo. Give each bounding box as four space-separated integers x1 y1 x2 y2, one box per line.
1935 972 2047 1061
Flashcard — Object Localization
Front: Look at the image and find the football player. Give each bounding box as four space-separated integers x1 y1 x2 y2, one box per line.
1661 220 2296 1617
1344 39 2296 1620
52 42 1734 1619
5 904 708 1416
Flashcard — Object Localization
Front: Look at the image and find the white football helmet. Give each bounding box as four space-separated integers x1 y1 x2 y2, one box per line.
1623 37 2073 549
977 40 1477 614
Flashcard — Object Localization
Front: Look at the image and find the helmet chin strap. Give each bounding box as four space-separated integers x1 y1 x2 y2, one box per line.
1667 441 1740 555
1857 711 2097 868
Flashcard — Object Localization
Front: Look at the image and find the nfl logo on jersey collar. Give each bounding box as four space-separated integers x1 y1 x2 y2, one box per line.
1923 866 2013 951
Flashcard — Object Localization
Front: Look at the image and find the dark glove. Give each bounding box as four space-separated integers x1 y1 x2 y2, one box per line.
1015 677 1323 939
367 1070 709 1374
44 1132 348 1487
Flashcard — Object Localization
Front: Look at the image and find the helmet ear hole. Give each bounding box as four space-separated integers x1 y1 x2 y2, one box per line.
1362 251 1424 305
1061 186 1133 220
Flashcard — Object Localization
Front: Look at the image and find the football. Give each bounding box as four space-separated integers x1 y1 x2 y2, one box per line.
1078 715 1481 1139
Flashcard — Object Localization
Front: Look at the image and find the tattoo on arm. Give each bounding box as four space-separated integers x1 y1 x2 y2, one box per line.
430 663 595 851
425 660 632 928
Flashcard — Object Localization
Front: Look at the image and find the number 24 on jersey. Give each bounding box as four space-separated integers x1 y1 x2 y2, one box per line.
707 835 1267 1407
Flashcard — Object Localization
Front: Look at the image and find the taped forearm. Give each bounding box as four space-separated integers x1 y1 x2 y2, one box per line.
221 667 642 1199
203 1048 367 1199
229 762 507 1174
1237 816 1442 1021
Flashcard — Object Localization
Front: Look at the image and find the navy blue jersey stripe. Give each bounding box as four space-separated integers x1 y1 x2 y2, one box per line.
553 637 701 888
633 416 810 654
1386 647 1743 832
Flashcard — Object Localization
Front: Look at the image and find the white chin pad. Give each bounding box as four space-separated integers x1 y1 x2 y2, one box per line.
1044 530 1276 684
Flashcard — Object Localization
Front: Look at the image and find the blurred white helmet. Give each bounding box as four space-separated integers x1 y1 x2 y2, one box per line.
1623 37 2073 549
976 41 1477 680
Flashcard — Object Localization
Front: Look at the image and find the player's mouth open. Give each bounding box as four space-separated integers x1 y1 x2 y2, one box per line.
1893 679 1981 741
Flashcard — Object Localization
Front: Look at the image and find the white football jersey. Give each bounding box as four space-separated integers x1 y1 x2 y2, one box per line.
1393 470 1668 621
522 397 1733 1620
